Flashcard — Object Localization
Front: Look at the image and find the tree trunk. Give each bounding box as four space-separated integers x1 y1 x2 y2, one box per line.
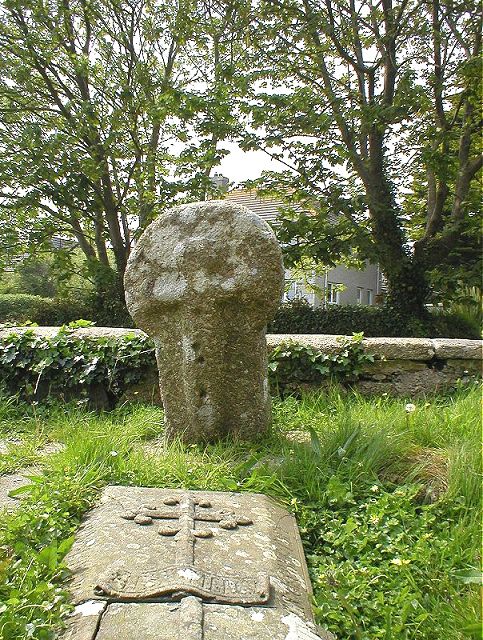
383 259 430 319
360 136 430 319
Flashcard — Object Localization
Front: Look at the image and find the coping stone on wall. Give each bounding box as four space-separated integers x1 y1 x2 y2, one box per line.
0 326 146 340
1 327 481 364
432 338 482 360
267 334 436 360
362 337 435 360
266 334 344 355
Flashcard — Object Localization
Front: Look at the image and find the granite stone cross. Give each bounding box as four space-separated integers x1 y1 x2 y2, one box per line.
124 200 285 443
62 198 334 639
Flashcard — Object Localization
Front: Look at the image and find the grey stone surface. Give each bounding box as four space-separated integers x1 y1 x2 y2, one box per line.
124 201 284 442
362 337 435 360
63 600 336 639
3 326 481 364
444 359 481 374
141 436 167 456
66 487 310 614
64 486 332 639
40 442 66 455
361 359 428 375
63 601 106 640
432 338 483 360
266 335 348 355
65 600 332 640
357 369 446 396
0 467 39 510
0 438 22 454
0 326 145 340
286 431 312 445
0 473 29 510
0 440 64 456
0 440 64 510
3 327 480 400
266 335 437 360
391 369 446 395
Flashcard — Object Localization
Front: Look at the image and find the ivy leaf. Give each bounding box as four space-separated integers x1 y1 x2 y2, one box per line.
37 542 58 571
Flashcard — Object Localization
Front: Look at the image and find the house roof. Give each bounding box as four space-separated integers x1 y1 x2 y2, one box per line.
224 189 293 224
224 188 338 225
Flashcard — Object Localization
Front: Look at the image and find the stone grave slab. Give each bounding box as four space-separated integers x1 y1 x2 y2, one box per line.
0 467 40 511
63 486 333 639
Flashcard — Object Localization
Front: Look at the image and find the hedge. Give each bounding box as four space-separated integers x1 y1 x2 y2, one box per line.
0 293 130 328
268 299 480 339
0 294 89 326
1 293 478 339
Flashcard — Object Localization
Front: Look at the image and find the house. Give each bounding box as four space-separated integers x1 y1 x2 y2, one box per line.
3 235 76 272
221 184 383 307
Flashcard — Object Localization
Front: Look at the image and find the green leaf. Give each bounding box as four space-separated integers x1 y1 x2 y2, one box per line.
8 484 35 497
462 622 483 638
58 536 75 556
344 517 358 534
38 541 58 571
308 426 322 457
453 569 483 585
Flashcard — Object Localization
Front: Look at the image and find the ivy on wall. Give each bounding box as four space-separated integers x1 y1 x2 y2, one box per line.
0 324 155 402
268 333 376 394
0 326 374 402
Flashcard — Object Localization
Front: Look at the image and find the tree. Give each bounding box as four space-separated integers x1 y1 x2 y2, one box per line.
0 0 241 304
237 0 482 317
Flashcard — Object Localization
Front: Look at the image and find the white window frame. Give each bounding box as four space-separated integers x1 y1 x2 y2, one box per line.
326 282 341 305
367 289 373 305
357 287 364 304
284 280 313 305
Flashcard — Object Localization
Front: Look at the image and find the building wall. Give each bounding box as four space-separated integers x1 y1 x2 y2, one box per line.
224 188 382 308
285 261 381 307
319 262 380 307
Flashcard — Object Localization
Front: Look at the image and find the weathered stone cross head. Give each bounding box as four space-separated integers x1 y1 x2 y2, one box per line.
121 494 253 566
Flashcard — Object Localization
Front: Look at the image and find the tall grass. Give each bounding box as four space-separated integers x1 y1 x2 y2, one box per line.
439 286 482 338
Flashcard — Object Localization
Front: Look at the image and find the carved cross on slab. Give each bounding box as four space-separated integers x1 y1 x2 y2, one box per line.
120 494 253 566
96 493 269 605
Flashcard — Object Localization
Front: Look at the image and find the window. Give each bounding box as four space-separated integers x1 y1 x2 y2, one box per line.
284 279 303 301
284 280 315 306
283 280 296 301
357 288 364 304
326 283 341 304
367 289 373 305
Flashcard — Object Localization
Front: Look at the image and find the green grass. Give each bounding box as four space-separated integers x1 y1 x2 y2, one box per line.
0 385 481 639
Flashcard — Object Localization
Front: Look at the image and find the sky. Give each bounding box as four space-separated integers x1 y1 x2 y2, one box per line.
216 141 287 186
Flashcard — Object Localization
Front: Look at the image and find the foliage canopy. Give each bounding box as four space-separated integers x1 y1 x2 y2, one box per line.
237 0 482 313
0 0 480 315
0 0 242 297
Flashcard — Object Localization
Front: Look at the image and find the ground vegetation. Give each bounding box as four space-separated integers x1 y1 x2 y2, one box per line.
0 386 480 639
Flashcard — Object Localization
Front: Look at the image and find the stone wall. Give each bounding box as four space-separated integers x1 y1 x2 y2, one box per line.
267 334 481 396
0 327 481 400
